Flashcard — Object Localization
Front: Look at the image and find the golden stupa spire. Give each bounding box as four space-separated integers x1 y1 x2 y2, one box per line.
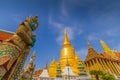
100 40 111 52
63 28 70 45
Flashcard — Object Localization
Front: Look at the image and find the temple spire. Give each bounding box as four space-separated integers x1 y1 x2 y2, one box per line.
100 40 111 52
86 38 91 49
44 63 48 69
20 51 36 79
25 52 36 72
39 64 49 78
31 51 36 59
85 40 98 61
63 28 70 45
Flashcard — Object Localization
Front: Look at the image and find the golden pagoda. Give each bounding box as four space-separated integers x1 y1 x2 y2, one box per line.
48 29 85 77
59 29 79 75
84 40 120 76
48 59 57 77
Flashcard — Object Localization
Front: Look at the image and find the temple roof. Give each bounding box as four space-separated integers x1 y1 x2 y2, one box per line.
0 29 14 34
117 52 120 58
85 40 120 61
100 40 119 60
39 69 49 77
85 41 98 61
0 29 14 40
35 69 43 76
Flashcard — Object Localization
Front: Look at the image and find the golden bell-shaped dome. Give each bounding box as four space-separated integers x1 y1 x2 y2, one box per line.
60 29 75 61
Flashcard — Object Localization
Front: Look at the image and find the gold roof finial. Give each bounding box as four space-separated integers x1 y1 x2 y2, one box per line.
63 28 70 45
100 40 119 60
31 51 36 58
86 38 91 49
64 28 67 34
52 58 55 62
100 40 111 52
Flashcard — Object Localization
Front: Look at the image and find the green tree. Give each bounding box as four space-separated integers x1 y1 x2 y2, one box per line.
90 70 116 80
90 70 103 80
101 72 116 80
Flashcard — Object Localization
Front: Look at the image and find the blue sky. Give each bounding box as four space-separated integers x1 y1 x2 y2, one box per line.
0 0 120 70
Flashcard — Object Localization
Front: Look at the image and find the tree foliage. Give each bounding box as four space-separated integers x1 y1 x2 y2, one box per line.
90 70 103 75
101 72 116 80
90 70 103 80
90 70 116 80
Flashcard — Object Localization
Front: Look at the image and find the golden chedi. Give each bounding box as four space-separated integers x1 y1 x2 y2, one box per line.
59 29 78 75
48 29 81 77
48 59 57 77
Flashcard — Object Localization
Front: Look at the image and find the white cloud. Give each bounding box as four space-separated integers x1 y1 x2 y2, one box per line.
48 0 84 45
49 15 83 45
49 16 63 30
87 28 119 41
61 0 69 18
65 27 74 40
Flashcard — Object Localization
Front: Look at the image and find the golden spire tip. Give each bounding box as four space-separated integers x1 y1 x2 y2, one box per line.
63 28 70 45
64 28 67 34
85 37 90 46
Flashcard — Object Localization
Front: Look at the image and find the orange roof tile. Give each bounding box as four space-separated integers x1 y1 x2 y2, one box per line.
117 52 120 57
35 69 43 76
0 30 14 41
